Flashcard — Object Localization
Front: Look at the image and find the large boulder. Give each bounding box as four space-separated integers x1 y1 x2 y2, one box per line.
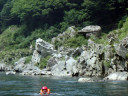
78 77 94 82
104 72 128 80
114 44 128 59
79 25 101 32
6 71 16 75
35 38 55 56
32 38 56 64
79 25 101 37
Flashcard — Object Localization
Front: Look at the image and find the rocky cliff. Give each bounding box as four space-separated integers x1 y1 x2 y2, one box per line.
0 25 128 80
30 25 128 77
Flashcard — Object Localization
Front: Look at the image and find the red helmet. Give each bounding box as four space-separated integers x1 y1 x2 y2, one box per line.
42 86 48 90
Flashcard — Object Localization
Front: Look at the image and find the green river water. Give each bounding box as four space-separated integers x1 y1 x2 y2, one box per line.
0 72 128 96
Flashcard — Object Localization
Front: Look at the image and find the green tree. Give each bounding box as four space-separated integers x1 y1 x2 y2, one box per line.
0 0 19 30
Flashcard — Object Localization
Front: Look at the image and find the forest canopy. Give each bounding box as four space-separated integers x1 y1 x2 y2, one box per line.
0 0 128 49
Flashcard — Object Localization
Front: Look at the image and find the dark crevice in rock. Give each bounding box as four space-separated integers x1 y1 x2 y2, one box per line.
72 72 79 77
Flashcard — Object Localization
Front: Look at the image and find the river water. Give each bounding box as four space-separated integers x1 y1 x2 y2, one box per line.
0 72 128 96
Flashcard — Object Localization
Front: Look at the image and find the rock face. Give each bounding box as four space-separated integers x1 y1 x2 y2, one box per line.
104 72 128 80
14 58 26 72
32 38 56 64
51 57 78 76
79 25 101 38
77 40 104 76
0 63 13 71
47 32 128 77
1 26 128 79
114 36 128 59
13 57 42 75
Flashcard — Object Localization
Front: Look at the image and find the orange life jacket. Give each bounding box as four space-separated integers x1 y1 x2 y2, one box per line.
40 89 50 95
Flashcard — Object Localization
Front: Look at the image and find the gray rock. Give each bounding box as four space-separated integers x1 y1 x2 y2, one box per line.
31 50 41 64
66 57 78 76
32 38 56 64
51 57 78 76
51 61 68 76
87 57 97 68
114 44 128 59
41 70 52 75
79 25 101 37
72 48 83 57
0 63 13 71
6 71 16 75
104 45 114 60
79 25 101 33
104 72 128 80
47 53 62 69
14 58 26 72
36 38 55 56
78 77 94 82
68 26 77 37
114 36 128 59
120 36 128 49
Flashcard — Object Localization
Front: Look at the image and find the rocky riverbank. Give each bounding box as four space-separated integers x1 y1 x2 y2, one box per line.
0 25 128 81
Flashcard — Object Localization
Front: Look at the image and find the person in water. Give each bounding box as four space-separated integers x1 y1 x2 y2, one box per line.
40 86 50 96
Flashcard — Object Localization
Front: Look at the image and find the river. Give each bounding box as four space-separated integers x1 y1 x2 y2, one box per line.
0 72 128 96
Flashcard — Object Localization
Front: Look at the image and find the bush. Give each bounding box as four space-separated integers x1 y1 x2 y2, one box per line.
126 53 128 60
11 58 20 65
64 35 88 48
0 49 32 65
25 56 32 64
118 16 127 28
38 56 51 69
104 60 111 68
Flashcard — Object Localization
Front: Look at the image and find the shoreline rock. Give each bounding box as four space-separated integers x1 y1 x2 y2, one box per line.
78 77 94 82
6 71 16 75
103 72 128 81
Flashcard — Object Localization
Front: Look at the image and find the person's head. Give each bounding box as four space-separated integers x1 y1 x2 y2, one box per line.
42 86 47 94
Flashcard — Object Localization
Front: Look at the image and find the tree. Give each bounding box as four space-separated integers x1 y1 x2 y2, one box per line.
0 0 18 30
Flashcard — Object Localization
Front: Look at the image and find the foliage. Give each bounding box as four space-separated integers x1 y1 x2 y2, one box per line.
0 49 32 64
91 16 128 45
0 0 128 32
38 56 51 69
25 56 32 64
0 25 60 50
104 60 111 68
64 35 88 48
118 15 127 28
126 53 128 60
0 25 20 50
64 9 89 27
